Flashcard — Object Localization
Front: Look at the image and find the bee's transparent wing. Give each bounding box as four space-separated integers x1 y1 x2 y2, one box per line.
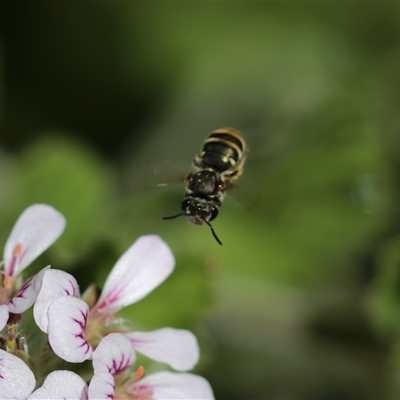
121 130 194 195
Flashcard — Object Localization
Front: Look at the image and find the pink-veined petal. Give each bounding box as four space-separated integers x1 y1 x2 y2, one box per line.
95 235 174 313
92 333 135 375
88 371 115 400
3 204 66 278
7 266 50 314
47 296 93 363
0 305 9 331
132 371 214 400
0 350 36 400
127 328 199 372
34 269 79 332
28 370 88 400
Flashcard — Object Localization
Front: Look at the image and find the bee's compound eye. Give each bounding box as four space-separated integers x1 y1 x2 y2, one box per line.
181 199 191 214
209 206 219 221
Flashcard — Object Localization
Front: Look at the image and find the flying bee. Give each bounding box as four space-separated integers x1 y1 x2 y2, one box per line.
162 127 247 246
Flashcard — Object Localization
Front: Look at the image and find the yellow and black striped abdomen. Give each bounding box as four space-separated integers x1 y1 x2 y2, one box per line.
196 128 246 174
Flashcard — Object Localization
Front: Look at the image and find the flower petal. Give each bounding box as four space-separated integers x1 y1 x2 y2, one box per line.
88 371 115 400
7 266 50 314
95 235 175 312
3 204 66 278
127 328 199 371
92 333 135 375
34 269 79 332
28 370 88 400
0 305 9 331
132 371 214 400
0 350 36 400
48 296 93 363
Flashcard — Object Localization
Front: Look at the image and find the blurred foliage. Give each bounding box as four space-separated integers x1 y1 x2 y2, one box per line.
1 2 400 399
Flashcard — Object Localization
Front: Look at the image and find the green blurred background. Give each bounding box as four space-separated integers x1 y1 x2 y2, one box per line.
1 3 400 399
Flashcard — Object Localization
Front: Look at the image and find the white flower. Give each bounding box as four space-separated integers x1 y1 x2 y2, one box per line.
0 350 36 400
128 371 214 400
0 204 66 332
33 269 79 333
47 296 93 362
0 265 51 332
92 234 175 313
28 334 134 400
27 333 215 400
87 371 114 400
126 327 200 372
34 235 186 367
2 204 66 284
28 370 88 400
7 266 50 314
0 206 215 400
91 334 214 399
91 332 136 375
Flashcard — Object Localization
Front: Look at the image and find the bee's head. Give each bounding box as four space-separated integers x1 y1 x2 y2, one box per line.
161 198 222 245
181 198 219 225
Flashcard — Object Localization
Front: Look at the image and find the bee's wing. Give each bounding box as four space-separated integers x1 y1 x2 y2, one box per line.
121 132 193 195
222 130 290 223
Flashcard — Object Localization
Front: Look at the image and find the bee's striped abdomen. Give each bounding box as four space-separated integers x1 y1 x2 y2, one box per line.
196 128 246 174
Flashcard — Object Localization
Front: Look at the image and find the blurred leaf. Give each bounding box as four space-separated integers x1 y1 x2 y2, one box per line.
16 133 116 262
368 235 400 337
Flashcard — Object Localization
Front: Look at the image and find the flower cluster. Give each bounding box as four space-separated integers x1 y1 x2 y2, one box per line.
0 204 214 399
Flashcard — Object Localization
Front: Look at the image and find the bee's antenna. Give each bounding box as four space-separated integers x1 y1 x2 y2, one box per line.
203 219 223 246
161 213 183 220
162 213 223 246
